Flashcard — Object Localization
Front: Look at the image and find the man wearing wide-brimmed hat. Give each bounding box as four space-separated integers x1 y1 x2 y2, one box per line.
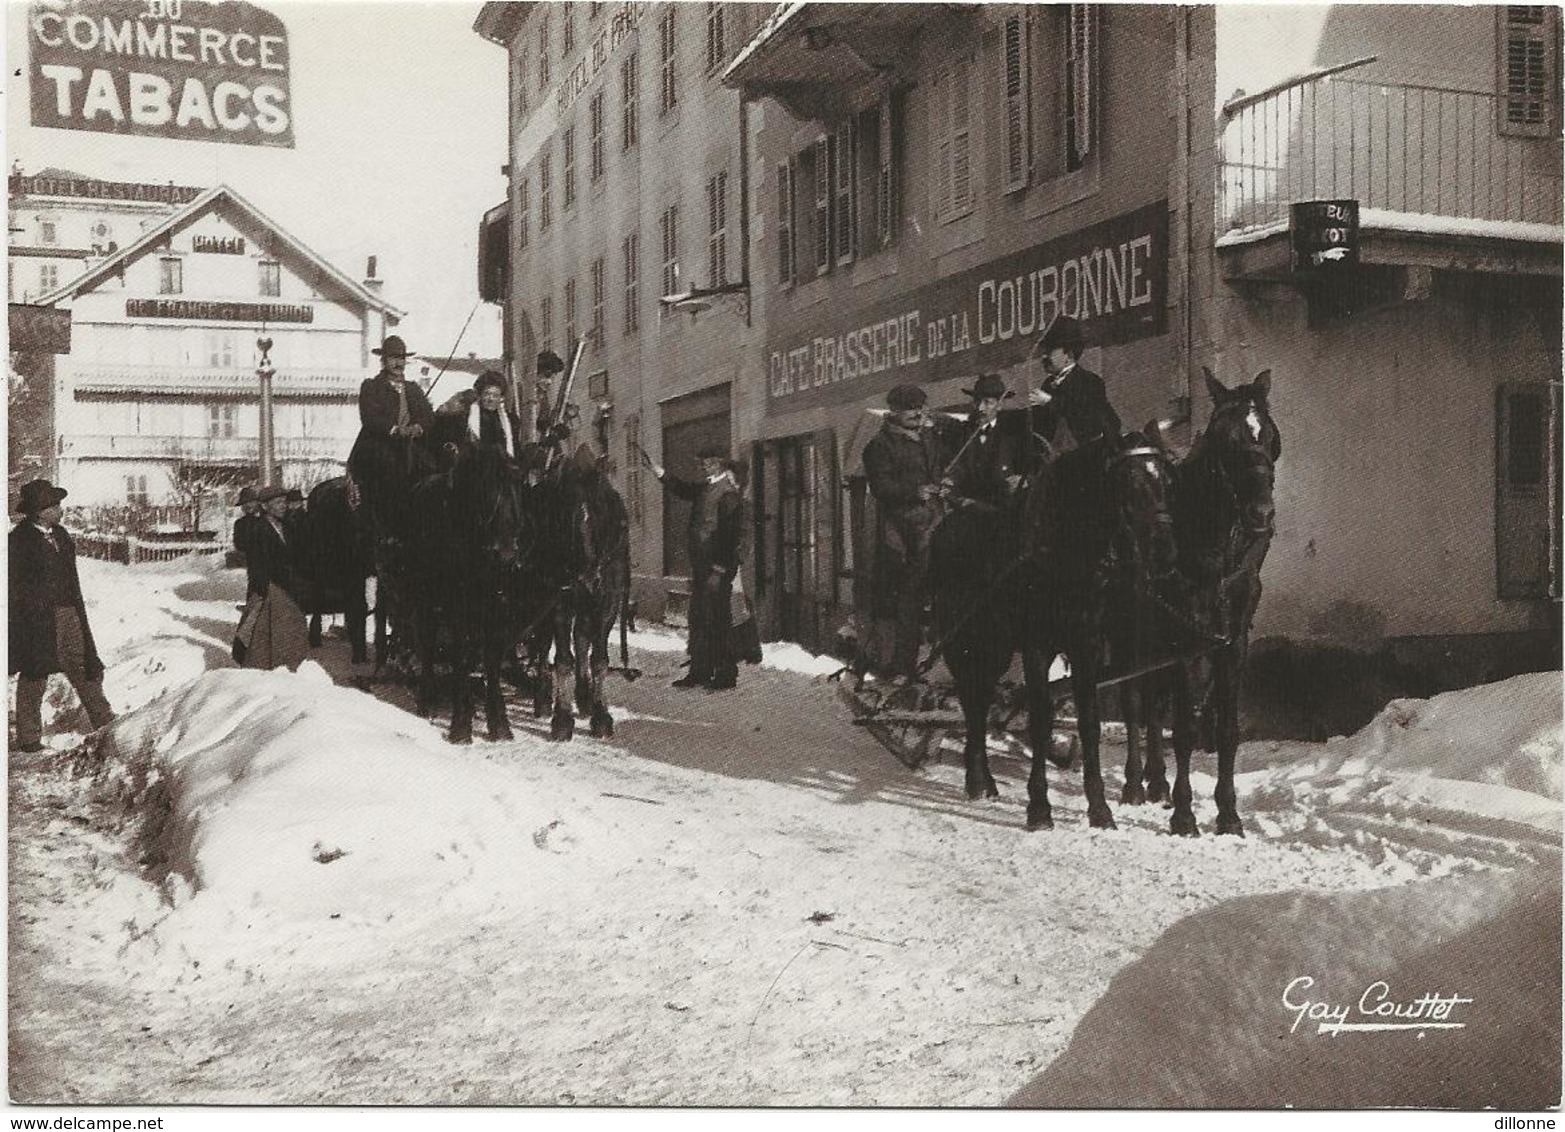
346 334 436 538
859 382 944 684
9 479 115 753
644 442 744 690
940 372 1024 514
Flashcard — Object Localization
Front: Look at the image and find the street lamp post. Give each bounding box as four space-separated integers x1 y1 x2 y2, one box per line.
256 336 276 485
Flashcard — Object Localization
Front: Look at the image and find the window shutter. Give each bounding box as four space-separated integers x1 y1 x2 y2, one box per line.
834 121 856 264
777 162 794 285
1068 5 1096 163
951 57 973 214
1500 7 1558 136
814 136 832 274
1002 13 1031 193
877 96 895 247
933 72 952 220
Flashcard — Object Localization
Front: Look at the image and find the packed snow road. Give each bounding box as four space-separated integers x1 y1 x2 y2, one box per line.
8 556 1560 1105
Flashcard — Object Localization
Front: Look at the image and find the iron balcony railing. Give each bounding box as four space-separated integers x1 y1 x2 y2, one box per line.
1220 74 1563 237
58 434 350 462
69 363 364 397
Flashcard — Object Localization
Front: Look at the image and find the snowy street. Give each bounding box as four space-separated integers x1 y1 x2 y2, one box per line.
8 555 1562 1106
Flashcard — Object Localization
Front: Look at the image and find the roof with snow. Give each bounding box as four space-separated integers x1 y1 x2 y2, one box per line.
33 184 406 318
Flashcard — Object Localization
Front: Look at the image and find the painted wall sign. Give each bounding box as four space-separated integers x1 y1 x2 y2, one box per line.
765 200 1169 414
1291 199 1360 272
192 233 245 253
126 298 311 321
28 0 294 149
9 173 204 202
556 1 646 115
8 303 73 354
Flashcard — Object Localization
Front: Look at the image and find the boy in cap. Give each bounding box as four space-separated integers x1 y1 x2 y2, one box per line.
9 479 115 752
643 443 744 690
859 383 943 683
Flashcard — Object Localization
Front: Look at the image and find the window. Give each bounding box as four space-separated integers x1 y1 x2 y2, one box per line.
159 257 183 294
563 8 575 56
706 3 726 73
660 204 679 299
875 93 905 247
813 137 833 273
624 413 644 526
1499 6 1559 136
125 475 149 507
206 332 236 367
207 404 236 439
589 2 603 19
659 8 677 115
39 219 57 245
1002 12 1032 192
563 124 577 209
258 261 281 297
564 278 578 350
1496 383 1559 598
590 257 605 348
518 178 530 250
540 294 554 355
623 232 640 335
38 263 58 292
776 162 795 286
1064 4 1096 172
512 52 527 119
540 150 553 231
589 91 606 182
932 56 975 221
537 13 550 91
833 121 856 265
621 53 640 150
706 170 728 286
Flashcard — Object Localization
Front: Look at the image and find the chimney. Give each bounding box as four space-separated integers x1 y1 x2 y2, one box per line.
362 254 384 295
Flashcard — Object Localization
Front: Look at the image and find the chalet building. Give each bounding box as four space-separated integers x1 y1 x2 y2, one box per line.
12 171 402 522
474 1 775 617
1206 5 1562 678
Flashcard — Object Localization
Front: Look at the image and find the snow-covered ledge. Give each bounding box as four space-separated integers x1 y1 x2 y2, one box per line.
1218 209 1565 249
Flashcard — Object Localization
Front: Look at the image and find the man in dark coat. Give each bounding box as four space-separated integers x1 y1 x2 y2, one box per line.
649 444 744 690
941 372 1025 514
9 479 115 752
346 334 435 539
860 383 944 683
1025 315 1122 462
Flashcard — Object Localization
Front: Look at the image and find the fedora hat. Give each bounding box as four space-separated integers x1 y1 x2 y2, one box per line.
15 479 67 516
237 484 259 505
1037 315 1085 355
886 383 927 411
537 350 565 377
961 373 1013 401
256 484 288 503
372 335 413 359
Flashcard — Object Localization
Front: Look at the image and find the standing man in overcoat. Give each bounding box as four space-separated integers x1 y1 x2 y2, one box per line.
860 383 944 684
9 480 115 752
347 334 435 539
648 445 744 690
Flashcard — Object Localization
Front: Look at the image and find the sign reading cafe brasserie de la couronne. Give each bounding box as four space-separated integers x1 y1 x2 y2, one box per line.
29 0 293 148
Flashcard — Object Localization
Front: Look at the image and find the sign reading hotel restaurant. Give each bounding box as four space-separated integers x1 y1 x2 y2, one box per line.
766 200 1169 414
1291 199 1359 272
9 172 204 203
126 298 311 322
28 0 294 148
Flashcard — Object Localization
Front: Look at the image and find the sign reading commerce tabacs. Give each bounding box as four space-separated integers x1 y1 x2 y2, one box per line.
766 200 1168 414
28 0 293 148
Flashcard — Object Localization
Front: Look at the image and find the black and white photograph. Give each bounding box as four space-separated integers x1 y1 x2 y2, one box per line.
6 0 1562 1118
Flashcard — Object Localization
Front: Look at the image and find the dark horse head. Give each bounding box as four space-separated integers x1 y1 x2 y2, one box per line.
1175 368 1281 571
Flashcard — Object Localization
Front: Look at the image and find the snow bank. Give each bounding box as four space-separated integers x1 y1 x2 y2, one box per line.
1239 673 1563 849
1010 864 1562 1108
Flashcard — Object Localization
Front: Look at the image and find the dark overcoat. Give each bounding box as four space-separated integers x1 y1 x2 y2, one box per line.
862 421 943 618
347 372 436 486
246 516 303 601
1025 364 1122 463
8 522 104 680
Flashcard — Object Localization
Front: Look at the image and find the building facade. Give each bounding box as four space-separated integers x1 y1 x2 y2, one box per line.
475 1 774 616
12 173 402 524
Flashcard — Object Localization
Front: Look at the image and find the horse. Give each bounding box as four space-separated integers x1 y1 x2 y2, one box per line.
535 446 629 742
1132 368 1281 836
298 476 381 665
406 443 531 744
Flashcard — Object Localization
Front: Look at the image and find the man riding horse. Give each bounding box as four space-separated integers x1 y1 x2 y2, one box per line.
346 334 436 543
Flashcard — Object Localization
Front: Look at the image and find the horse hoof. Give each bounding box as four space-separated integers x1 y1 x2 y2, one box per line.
589 713 614 739
1216 815 1246 837
1121 783 1147 806
1146 781 1170 804
447 729 473 746
1025 806 1054 831
1088 807 1117 831
1170 813 1200 837
549 714 575 742
489 724 515 743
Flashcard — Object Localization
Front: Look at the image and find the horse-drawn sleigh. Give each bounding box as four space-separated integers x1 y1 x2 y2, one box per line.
840 368 1282 838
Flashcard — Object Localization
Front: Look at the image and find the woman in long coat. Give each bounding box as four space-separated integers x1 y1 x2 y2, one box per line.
235 485 310 670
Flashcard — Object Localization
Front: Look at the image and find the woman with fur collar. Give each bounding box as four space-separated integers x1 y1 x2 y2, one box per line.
433 370 524 463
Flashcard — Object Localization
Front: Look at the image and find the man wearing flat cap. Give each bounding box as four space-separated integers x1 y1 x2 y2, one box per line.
644 443 744 690
859 383 944 684
1026 315 1122 462
347 334 436 538
9 480 115 752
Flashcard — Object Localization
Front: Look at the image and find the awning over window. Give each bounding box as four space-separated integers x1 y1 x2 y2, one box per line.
722 2 936 120
478 201 509 304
